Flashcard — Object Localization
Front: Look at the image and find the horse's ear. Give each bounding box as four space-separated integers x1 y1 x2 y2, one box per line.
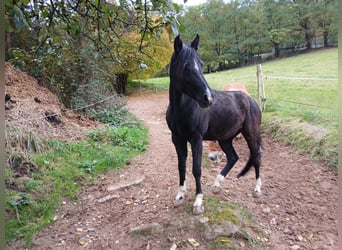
174 35 183 54
191 34 200 50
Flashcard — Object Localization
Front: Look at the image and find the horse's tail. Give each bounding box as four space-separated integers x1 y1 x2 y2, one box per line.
238 96 263 178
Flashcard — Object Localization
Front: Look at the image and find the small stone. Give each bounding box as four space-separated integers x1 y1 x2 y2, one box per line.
130 223 164 235
76 227 83 232
283 226 292 234
199 217 209 224
290 245 300 250
297 235 304 241
262 207 271 214
270 217 277 226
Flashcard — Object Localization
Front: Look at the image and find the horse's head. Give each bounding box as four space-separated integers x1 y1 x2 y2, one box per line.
170 35 213 108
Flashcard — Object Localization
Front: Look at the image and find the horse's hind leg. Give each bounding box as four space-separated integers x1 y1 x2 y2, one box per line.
172 134 188 206
212 139 238 194
238 134 263 196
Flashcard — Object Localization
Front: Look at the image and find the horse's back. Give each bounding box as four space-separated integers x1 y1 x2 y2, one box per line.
204 90 250 140
210 90 250 118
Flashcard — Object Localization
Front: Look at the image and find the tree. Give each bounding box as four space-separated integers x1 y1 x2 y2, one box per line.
5 0 181 103
314 0 338 47
294 0 315 49
175 0 337 68
261 0 299 57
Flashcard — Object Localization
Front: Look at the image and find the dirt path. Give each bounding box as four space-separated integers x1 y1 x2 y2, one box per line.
26 92 337 250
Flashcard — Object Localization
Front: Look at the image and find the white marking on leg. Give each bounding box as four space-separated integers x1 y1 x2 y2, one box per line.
175 181 186 206
193 193 204 215
212 174 224 194
254 177 262 194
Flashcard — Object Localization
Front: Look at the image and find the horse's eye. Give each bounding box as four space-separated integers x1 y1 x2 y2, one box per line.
183 63 189 71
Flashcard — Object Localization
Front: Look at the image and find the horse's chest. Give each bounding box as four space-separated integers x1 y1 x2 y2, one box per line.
166 109 207 136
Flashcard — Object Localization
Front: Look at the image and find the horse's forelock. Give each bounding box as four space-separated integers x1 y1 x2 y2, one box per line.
172 45 201 68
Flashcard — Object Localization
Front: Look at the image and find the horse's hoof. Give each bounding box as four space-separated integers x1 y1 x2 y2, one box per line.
253 191 262 198
174 197 184 207
212 185 221 194
193 205 204 215
208 152 218 161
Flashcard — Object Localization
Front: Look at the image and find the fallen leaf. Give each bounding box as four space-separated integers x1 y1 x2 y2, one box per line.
126 200 133 205
170 243 177 250
79 238 87 246
307 233 315 241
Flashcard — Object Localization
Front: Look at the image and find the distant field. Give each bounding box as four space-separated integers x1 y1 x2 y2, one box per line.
135 47 338 167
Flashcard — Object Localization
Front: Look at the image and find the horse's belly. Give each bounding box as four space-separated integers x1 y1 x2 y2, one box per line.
204 121 242 141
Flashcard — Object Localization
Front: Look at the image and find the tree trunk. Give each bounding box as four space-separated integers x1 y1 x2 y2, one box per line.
305 32 312 49
274 43 280 58
115 73 128 95
323 31 329 47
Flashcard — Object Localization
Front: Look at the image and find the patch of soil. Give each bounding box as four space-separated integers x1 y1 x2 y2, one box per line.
5 92 336 250
6 155 40 190
5 63 100 143
9 158 39 178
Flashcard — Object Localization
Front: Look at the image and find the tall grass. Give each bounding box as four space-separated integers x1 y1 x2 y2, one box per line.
140 48 338 167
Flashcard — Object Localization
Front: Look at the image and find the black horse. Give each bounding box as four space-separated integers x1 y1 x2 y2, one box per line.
166 35 263 215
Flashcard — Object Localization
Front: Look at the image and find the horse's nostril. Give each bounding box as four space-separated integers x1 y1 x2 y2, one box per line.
202 94 213 107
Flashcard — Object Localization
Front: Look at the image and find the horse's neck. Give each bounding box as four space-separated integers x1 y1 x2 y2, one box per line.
169 82 184 111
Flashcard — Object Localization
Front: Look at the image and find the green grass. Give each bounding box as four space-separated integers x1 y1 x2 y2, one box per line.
5 120 148 246
140 48 338 167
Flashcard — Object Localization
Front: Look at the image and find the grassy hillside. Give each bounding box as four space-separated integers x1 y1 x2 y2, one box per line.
138 48 338 167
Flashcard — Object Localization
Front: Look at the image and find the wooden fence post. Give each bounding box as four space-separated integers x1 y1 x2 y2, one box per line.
256 64 266 111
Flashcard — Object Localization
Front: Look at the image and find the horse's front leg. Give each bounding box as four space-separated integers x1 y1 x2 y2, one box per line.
191 136 204 215
172 134 188 206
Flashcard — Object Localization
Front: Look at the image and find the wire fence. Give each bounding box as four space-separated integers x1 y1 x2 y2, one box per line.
265 76 338 81
257 64 338 112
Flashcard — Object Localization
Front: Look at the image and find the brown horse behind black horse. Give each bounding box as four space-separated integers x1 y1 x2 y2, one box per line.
208 83 250 161
166 35 263 215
